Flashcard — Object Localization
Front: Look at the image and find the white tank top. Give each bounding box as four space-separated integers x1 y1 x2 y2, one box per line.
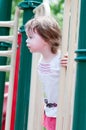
38 52 61 117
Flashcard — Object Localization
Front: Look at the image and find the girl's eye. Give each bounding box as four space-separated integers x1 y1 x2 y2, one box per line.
29 36 32 39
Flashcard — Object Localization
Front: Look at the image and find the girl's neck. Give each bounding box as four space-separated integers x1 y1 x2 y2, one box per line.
41 50 58 63
40 43 60 63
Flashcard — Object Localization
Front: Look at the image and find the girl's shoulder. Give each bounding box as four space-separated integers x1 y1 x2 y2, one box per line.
52 50 61 61
38 50 61 65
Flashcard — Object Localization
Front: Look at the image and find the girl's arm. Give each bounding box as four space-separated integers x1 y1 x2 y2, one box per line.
60 53 68 67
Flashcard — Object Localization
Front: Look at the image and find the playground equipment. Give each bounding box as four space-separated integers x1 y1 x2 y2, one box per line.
0 0 12 129
27 0 86 130
27 2 50 130
14 1 42 130
0 7 20 130
0 0 86 130
10 32 22 130
0 0 42 130
56 0 79 130
72 0 86 129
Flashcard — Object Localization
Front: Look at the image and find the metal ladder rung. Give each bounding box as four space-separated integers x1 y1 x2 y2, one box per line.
0 36 13 42
0 21 14 28
0 65 11 72
0 50 12 57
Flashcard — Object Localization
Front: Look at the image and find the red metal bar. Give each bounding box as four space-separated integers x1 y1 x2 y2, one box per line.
10 32 22 130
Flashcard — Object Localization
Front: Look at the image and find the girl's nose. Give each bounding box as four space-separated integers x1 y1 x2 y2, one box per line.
26 38 29 43
26 43 30 47
26 37 30 43
26 38 30 46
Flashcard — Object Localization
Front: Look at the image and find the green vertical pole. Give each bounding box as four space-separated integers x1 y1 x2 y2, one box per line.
15 0 42 130
0 0 12 129
72 0 86 130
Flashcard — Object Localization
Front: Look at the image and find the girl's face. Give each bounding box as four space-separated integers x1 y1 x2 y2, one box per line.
26 31 46 53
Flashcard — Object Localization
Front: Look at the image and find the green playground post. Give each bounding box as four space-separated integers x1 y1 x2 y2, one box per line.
0 0 12 129
72 0 86 130
14 0 42 130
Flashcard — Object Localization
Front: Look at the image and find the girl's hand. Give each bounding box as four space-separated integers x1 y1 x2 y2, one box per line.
61 53 68 68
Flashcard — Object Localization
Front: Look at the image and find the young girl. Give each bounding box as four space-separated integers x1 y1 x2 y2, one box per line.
25 16 67 130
